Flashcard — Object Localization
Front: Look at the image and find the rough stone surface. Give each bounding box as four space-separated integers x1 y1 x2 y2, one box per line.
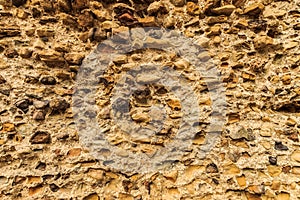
0 0 299 199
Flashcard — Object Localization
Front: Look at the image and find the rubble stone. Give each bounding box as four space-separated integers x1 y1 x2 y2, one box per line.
171 0 186 7
212 5 236 16
253 35 273 50
30 131 51 144
244 3 264 16
291 151 300 162
187 2 201 15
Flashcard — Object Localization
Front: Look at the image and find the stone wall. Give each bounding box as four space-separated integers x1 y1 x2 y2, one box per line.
0 0 300 199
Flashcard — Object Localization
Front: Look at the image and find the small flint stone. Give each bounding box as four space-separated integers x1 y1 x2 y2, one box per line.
230 126 255 141
269 156 277 165
15 99 31 112
275 141 289 151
